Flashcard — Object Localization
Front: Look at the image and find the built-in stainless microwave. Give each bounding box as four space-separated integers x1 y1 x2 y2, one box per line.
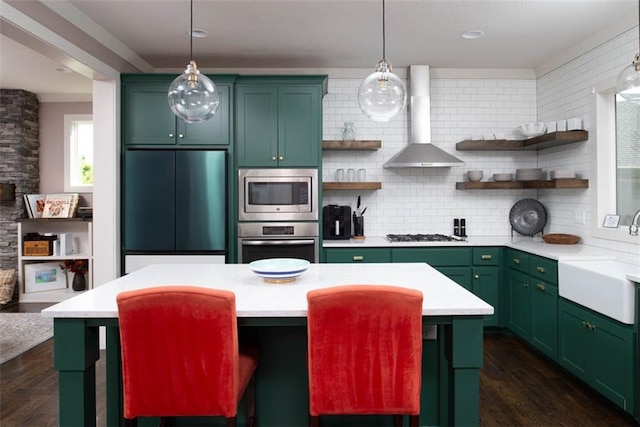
238 168 318 221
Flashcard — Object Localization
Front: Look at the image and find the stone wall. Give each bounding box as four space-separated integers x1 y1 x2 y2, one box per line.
0 90 40 305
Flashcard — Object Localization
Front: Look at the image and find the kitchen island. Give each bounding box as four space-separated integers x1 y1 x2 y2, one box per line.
42 263 493 427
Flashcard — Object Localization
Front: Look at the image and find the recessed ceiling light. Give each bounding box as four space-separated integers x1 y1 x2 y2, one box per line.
56 67 73 73
189 29 209 38
461 30 485 40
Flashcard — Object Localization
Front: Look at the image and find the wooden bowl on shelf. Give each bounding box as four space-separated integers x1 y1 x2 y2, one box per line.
541 233 580 245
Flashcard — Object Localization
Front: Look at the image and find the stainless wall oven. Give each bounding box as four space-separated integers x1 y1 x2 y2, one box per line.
238 168 319 221
238 222 319 263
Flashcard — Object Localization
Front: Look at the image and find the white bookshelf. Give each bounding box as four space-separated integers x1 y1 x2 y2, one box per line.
17 218 93 302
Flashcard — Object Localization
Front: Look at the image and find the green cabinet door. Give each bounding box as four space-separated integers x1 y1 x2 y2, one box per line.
124 150 176 251
438 267 472 290
235 85 279 167
122 77 231 146
559 299 635 414
277 86 321 167
235 77 325 167
324 248 391 263
530 280 558 359
472 266 500 327
508 269 530 339
123 83 176 145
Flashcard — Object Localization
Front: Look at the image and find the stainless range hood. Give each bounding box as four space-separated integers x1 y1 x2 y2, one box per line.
383 65 465 168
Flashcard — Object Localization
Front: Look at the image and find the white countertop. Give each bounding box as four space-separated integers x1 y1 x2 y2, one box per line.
42 263 494 319
324 235 640 283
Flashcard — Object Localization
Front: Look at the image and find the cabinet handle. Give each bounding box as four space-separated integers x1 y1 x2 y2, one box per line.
352 256 364 262
513 258 520 265
474 274 480 279
278 156 284 161
536 266 546 273
523 283 528 288
481 254 492 260
582 320 586 328
178 134 184 138
271 156 277 161
536 283 546 291
169 133 174 138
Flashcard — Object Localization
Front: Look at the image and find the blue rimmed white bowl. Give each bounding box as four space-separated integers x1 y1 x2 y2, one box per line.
249 258 310 283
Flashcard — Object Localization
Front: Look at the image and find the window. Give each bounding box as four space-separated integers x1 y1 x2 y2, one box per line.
64 114 93 192
593 82 640 243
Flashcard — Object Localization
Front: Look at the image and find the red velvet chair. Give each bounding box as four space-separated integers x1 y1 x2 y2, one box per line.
116 286 259 427
306 285 423 427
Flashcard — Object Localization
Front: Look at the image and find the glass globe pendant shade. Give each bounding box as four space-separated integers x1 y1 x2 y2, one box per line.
617 54 640 103
357 59 407 122
168 60 220 123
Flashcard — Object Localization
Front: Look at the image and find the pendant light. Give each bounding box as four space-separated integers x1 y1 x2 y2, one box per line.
168 0 220 123
357 0 407 122
617 0 640 103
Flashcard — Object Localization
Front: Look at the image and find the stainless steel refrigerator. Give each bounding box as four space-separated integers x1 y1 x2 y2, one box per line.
123 150 227 254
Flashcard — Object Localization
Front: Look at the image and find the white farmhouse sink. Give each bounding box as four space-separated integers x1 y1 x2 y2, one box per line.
558 259 640 325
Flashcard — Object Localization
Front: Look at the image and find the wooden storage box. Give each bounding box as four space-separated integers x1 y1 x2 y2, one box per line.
23 241 53 256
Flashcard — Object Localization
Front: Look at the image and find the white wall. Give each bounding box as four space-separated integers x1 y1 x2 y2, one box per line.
321 30 639 256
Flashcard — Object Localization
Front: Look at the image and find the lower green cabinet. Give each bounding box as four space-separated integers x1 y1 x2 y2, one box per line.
472 266 500 327
559 298 635 415
324 248 391 263
506 250 558 360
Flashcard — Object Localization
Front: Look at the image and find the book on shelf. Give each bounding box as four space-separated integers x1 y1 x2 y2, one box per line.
23 194 46 218
42 193 79 218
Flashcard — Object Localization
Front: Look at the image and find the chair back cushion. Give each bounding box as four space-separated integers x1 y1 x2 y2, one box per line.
307 285 423 416
117 286 239 418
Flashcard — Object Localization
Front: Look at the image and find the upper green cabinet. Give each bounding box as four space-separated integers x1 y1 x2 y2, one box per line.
122 74 234 147
235 76 327 167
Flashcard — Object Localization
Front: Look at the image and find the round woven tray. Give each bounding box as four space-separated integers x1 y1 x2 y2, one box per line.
541 233 580 245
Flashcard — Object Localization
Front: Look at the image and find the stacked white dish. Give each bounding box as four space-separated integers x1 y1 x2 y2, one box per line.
516 168 543 181
550 170 576 179
493 173 514 182
249 258 310 283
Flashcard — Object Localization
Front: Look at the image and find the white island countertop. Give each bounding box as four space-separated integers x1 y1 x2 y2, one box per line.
42 263 494 319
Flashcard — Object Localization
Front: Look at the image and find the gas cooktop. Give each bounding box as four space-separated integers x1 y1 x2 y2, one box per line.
385 233 465 242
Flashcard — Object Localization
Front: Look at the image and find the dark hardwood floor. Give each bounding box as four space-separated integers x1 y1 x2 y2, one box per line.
1 304 637 426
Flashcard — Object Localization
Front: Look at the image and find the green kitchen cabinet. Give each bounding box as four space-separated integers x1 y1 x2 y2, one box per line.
506 249 558 360
558 298 635 415
235 76 327 167
122 75 233 146
472 266 500 326
508 268 531 339
324 248 391 263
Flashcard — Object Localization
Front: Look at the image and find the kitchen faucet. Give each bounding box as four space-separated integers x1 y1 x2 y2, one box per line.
630 209 640 236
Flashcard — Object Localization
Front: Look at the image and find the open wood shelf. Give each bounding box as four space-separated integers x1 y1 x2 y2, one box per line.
456 179 588 190
323 182 382 190
322 140 381 150
455 130 588 151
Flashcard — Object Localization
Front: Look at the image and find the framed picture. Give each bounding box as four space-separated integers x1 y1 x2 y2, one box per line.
24 262 67 293
42 193 79 218
24 194 46 218
603 214 620 228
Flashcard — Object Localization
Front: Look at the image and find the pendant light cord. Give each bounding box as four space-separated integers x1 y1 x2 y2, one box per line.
190 0 194 61
382 0 386 61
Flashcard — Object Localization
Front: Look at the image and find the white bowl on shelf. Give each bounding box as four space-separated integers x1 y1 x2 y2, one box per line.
517 123 547 138
493 173 514 182
467 170 484 182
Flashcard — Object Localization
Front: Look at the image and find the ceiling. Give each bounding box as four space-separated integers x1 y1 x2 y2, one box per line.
1 0 637 102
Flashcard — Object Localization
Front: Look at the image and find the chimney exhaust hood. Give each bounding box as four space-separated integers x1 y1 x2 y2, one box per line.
383 65 465 168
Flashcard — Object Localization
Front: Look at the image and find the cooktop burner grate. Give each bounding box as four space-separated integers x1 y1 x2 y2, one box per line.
385 233 463 242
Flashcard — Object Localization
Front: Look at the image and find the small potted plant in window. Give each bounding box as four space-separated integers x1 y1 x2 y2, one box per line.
61 259 88 291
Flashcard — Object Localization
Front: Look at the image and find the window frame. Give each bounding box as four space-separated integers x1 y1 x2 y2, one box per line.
592 79 637 244
64 114 93 193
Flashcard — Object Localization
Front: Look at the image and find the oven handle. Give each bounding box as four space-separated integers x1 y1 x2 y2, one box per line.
241 239 316 246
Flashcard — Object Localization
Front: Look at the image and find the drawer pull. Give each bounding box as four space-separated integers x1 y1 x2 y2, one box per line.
169 133 174 138
481 254 492 260
536 266 546 273
352 256 364 262
536 283 546 291
474 274 480 279
178 133 184 138
513 258 521 265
